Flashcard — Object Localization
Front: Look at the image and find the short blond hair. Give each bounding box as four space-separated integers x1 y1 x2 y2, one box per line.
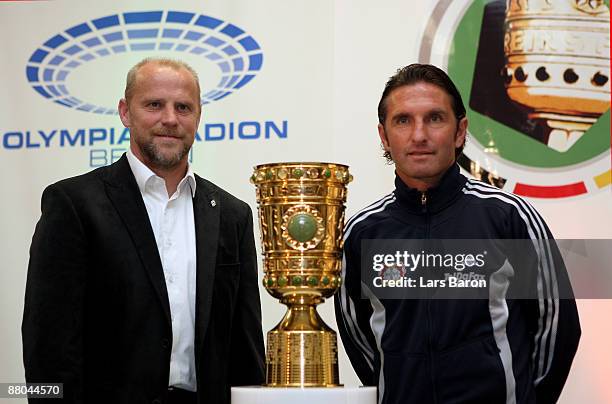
124 57 201 102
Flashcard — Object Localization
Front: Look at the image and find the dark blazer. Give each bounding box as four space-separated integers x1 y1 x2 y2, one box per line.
22 154 265 404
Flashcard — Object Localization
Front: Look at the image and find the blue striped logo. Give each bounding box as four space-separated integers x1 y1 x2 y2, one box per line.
25 10 264 114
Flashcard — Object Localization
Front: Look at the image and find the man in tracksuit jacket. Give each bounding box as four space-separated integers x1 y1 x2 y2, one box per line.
335 64 580 404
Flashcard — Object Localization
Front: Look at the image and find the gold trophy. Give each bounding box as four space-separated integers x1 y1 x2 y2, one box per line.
503 0 610 152
250 162 352 387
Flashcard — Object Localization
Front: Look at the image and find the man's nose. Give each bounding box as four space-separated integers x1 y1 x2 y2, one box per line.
412 119 427 142
161 106 178 125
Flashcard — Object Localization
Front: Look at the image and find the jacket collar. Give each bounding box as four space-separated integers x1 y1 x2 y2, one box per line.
394 163 466 214
102 155 173 325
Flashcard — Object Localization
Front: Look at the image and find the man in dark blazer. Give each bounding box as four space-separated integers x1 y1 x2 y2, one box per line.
22 58 265 404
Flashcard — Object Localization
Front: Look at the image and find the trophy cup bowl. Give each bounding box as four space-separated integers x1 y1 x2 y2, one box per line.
503 0 610 151
250 162 352 387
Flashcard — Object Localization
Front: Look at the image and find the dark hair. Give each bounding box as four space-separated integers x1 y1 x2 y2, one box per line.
378 64 467 163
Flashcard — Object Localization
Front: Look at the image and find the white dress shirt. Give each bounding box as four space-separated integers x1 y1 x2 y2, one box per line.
126 149 198 391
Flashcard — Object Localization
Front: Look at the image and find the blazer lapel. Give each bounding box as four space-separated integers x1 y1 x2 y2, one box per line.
193 176 220 352
103 155 172 326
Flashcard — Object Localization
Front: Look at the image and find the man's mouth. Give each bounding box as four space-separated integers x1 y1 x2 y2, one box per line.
155 133 180 139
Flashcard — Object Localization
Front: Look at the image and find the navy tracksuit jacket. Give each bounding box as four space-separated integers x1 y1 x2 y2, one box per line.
335 164 580 404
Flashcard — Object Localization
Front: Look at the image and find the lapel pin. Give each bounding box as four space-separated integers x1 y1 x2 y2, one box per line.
210 199 216 207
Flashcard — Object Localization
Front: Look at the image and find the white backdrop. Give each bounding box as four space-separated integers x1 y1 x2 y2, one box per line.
1 1 610 403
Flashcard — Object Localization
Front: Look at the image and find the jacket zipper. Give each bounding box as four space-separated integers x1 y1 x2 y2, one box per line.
421 191 430 238
421 190 438 403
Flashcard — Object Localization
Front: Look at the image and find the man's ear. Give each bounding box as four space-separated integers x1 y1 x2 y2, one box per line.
455 117 468 148
378 123 390 151
118 98 130 128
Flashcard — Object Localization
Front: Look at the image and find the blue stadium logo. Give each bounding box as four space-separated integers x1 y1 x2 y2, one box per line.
25 10 264 115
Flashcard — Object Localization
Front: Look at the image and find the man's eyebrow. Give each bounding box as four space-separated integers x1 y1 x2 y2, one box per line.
390 112 411 120
427 108 448 115
140 97 161 103
389 108 448 119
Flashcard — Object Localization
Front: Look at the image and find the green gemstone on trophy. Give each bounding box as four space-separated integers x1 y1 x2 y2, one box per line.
322 276 330 286
267 278 275 287
266 170 273 180
323 169 331 178
287 213 317 242
292 168 303 178
308 276 319 286
292 276 303 286
278 276 288 287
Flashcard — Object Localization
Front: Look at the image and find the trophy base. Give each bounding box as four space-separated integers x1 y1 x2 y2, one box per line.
232 386 376 404
265 299 341 387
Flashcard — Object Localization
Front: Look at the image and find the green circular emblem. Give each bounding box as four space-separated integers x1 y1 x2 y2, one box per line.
287 213 317 242
448 0 610 168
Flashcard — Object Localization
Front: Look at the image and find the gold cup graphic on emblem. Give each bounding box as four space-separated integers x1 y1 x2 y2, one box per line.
503 0 610 152
250 162 352 387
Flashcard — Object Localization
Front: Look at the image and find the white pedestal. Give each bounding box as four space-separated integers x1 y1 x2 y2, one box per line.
231 386 376 404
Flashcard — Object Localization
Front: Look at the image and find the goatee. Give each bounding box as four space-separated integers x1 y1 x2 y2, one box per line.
141 140 190 169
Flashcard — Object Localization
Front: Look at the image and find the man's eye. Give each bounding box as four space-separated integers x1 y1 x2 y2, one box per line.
148 102 161 108
430 114 443 123
177 104 190 112
397 116 408 124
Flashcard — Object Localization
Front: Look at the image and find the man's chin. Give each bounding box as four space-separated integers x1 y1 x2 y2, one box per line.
398 166 436 179
396 166 446 185
145 150 186 169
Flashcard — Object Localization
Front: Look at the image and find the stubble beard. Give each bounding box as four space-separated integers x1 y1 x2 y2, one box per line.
140 137 191 170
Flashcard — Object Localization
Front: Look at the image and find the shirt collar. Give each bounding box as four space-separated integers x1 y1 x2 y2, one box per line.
126 148 196 198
